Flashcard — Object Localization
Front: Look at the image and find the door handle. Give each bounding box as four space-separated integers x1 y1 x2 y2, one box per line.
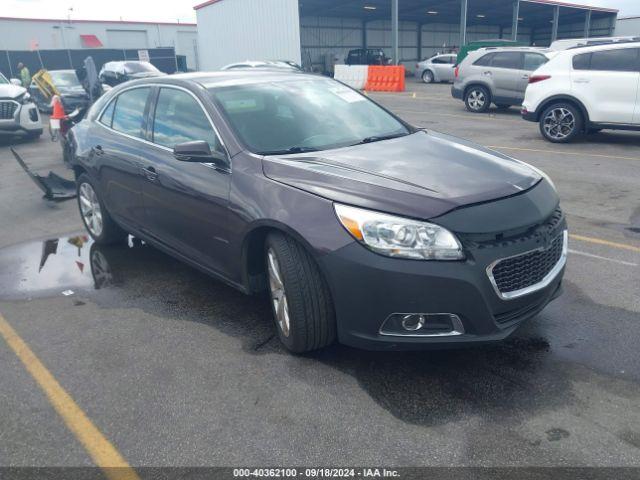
522 74 530 79
574 78 590 84
483 71 492 76
141 166 158 181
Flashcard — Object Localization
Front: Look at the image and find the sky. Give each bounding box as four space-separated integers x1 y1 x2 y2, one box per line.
3 0 640 23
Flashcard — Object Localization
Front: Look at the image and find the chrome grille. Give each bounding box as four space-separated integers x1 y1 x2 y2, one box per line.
0 100 18 120
488 231 567 300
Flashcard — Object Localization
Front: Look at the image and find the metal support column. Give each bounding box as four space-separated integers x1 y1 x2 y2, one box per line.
391 0 399 65
362 20 367 49
512 0 520 41
417 23 422 61
584 10 591 38
551 6 560 44
460 0 468 48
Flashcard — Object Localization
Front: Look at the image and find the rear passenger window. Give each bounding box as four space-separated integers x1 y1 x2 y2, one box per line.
152 88 221 152
432 57 449 64
590 48 639 72
490 52 522 69
99 99 115 127
111 88 150 138
572 53 591 70
523 53 548 71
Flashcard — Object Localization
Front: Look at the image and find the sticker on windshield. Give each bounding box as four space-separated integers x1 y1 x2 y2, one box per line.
330 87 365 103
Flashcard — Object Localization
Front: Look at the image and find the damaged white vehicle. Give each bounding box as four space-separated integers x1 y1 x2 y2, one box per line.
0 72 42 140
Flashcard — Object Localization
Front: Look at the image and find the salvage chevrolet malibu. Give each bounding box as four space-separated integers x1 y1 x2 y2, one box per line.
68 71 566 353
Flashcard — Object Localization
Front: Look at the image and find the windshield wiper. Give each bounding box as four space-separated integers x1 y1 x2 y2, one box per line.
259 146 320 155
351 132 410 146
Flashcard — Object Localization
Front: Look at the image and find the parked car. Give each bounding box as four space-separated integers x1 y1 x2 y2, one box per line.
0 71 42 139
221 60 302 71
68 71 566 353
456 39 527 65
452 47 552 112
99 61 165 87
522 42 640 143
346 48 390 66
415 54 457 84
29 70 90 114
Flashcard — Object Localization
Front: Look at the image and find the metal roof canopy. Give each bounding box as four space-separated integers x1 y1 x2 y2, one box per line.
298 0 615 27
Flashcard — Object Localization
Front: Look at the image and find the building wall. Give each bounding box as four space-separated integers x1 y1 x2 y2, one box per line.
300 16 532 72
531 16 614 45
196 0 301 70
616 17 640 36
0 18 198 69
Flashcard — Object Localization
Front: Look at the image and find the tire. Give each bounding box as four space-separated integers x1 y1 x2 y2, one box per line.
76 173 126 245
464 85 491 113
422 70 435 84
539 102 583 143
265 232 336 353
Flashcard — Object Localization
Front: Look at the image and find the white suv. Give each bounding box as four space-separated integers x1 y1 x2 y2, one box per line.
0 72 42 140
522 42 640 143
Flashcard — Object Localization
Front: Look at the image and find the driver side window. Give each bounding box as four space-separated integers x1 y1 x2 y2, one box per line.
152 87 222 152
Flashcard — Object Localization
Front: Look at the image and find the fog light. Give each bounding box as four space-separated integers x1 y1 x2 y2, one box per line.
380 313 465 337
401 314 425 331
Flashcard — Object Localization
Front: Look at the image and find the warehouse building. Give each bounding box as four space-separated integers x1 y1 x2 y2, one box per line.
195 0 618 72
0 16 199 73
616 16 640 36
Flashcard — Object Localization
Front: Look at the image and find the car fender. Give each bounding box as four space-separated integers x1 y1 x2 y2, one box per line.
535 94 590 124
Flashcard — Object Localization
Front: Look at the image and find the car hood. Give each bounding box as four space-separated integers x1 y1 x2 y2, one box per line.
262 130 541 220
0 83 26 99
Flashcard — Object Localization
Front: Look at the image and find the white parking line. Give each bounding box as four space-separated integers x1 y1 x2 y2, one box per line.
568 249 638 267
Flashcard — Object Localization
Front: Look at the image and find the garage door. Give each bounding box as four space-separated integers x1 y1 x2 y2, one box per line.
106 30 149 49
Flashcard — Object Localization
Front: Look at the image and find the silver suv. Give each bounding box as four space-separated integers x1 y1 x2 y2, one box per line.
451 47 551 112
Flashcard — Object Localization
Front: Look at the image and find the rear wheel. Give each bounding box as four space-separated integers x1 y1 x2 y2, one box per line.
265 232 336 353
77 174 126 244
465 86 491 113
422 70 434 84
539 103 583 143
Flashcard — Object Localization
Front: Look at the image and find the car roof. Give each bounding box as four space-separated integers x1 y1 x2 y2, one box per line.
117 70 315 90
562 40 640 53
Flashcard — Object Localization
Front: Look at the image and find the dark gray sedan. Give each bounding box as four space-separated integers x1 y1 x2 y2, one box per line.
68 71 566 353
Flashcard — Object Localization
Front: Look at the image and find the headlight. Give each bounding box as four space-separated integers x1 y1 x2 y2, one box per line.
334 204 464 260
20 92 31 104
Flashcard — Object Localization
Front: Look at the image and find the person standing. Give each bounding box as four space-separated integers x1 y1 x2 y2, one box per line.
17 62 31 87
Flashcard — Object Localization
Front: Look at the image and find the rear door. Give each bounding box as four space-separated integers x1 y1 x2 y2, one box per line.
517 52 550 97
486 51 523 103
94 86 151 231
140 85 232 274
571 47 640 124
432 55 456 82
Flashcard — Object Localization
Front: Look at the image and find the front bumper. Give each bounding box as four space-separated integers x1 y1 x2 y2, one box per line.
0 100 42 135
62 95 89 114
319 201 567 351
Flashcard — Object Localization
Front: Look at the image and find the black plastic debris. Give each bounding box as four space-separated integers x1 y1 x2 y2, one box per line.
10 148 77 201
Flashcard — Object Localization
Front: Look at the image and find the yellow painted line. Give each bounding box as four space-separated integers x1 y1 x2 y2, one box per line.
0 313 140 480
486 145 640 162
569 234 640 254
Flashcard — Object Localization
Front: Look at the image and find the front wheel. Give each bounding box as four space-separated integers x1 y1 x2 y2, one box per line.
265 232 336 353
422 70 434 84
465 86 491 113
77 174 126 244
539 103 583 143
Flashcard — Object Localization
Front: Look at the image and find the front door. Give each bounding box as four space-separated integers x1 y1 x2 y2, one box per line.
140 86 232 275
486 51 523 103
572 47 640 124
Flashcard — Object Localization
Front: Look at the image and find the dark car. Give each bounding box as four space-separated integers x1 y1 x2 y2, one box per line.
68 71 567 353
98 61 165 87
346 48 390 66
29 70 90 114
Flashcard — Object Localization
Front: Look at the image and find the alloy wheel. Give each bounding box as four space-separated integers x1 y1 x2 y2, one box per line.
79 182 104 237
468 89 486 110
267 248 290 337
543 107 575 140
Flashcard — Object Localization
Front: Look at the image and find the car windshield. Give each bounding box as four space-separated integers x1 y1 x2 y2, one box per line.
0 72 8 84
123 62 160 74
50 71 81 87
208 79 410 155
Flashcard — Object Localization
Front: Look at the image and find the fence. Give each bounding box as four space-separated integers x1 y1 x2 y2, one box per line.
0 47 178 79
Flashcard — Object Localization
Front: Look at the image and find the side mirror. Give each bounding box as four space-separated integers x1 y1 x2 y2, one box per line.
173 140 229 168
10 78 21 86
